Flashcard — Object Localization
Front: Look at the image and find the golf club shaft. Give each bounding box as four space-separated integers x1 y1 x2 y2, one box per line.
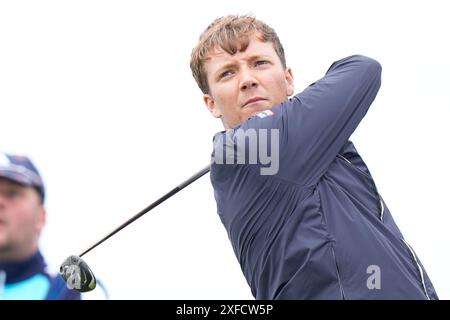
79 165 211 257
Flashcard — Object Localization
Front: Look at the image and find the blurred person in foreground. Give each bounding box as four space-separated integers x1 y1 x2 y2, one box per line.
0 152 106 299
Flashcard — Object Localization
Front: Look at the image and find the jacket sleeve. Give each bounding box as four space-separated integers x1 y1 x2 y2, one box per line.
239 55 382 185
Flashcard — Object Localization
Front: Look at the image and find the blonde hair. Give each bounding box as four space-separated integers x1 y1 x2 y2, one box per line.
190 14 286 94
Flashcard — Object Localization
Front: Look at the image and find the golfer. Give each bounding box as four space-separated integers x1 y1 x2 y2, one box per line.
190 15 438 299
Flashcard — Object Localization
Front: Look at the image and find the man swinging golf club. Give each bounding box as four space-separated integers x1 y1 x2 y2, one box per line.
61 14 438 300
189 15 438 299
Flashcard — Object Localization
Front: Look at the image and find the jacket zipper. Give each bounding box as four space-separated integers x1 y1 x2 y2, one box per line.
330 244 346 299
401 239 431 300
337 154 384 221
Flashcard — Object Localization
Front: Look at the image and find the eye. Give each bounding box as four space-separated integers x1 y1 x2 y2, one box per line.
255 60 269 67
219 70 234 79
6 189 21 199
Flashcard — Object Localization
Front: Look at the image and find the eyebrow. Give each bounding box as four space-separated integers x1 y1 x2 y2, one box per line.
213 55 271 79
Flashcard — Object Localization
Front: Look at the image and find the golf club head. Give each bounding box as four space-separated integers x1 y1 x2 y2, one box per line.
60 255 96 292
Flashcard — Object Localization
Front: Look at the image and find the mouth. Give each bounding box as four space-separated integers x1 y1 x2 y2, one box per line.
242 97 267 108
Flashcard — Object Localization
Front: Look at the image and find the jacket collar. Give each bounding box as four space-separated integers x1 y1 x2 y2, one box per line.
0 250 47 284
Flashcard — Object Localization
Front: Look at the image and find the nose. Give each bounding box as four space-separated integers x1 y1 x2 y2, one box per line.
0 189 9 206
239 67 258 91
0 192 5 208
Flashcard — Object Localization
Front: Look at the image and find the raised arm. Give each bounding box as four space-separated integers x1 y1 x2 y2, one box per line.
240 55 382 185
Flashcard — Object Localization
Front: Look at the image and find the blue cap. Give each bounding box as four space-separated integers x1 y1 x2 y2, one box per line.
0 152 45 202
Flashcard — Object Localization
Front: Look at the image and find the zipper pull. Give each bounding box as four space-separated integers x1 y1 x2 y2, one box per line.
379 197 385 221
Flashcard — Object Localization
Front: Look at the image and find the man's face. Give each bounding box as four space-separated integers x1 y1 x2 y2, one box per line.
203 33 294 129
0 178 46 261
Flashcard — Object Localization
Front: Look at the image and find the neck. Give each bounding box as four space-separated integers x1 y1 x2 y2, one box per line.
0 243 39 262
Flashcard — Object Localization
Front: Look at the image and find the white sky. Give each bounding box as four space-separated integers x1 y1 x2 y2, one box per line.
1 0 449 299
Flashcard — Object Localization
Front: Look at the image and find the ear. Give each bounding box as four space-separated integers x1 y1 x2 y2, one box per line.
203 94 222 118
285 67 294 97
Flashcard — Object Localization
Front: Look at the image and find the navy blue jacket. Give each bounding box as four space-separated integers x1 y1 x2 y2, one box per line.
210 55 438 299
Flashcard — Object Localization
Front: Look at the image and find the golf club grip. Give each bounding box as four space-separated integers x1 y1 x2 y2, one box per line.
79 165 211 257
